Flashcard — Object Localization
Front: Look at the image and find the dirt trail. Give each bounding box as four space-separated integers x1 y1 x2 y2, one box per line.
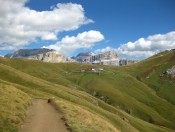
20 99 68 132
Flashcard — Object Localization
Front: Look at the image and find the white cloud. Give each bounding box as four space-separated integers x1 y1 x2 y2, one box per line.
0 0 93 50
95 31 175 59
117 49 156 58
43 30 104 55
118 31 175 58
95 46 116 54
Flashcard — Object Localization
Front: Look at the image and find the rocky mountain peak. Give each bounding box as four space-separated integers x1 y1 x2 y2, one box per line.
4 48 67 63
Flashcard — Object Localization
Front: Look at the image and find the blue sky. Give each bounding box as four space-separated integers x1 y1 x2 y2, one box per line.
0 0 175 59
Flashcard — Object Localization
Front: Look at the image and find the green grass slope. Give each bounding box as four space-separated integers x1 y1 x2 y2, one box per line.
131 50 175 105
0 51 175 132
0 83 31 132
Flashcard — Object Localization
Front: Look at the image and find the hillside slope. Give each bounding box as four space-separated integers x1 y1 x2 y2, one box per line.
0 51 175 132
133 50 175 105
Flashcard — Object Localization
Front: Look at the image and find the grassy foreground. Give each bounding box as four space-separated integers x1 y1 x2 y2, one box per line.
0 50 175 132
0 84 31 132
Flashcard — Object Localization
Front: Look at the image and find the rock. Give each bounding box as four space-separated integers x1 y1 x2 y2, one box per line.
35 51 67 63
92 100 99 106
159 74 163 77
92 91 98 96
100 95 105 100
166 66 175 78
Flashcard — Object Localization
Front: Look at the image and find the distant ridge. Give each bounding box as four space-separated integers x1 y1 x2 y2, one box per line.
4 48 138 65
5 48 67 63
5 48 54 58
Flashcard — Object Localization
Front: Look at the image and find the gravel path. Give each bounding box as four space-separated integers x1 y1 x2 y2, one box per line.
20 99 68 132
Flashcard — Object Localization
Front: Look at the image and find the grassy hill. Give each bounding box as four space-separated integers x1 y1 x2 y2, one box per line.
0 50 175 132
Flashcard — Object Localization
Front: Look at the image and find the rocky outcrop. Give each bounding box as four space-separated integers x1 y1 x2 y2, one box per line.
96 50 118 60
92 91 111 104
166 66 175 78
160 65 175 79
5 48 67 63
35 51 67 63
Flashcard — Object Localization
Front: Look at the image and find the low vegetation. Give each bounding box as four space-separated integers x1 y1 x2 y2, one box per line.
0 84 31 132
0 50 175 132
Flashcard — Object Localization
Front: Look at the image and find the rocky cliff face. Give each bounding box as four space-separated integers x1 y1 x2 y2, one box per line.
35 51 67 63
97 50 118 60
74 50 121 65
5 48 67 63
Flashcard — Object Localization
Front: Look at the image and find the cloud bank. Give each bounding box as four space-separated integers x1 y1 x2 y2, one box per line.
0 0 93 50
95 46 115 54
43 30 104 55
96 31 175 59
118 31 175 58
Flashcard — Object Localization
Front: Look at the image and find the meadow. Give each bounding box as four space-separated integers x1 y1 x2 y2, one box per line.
0 50 175 132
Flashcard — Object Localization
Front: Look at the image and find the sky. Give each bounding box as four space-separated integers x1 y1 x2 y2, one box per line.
0 0 175 59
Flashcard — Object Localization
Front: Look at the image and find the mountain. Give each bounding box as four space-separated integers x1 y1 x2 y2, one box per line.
34 51 67 63
5 48 54 58
75 50 137 66
5 48 67 63
0 50 175 132
75 50 120 65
